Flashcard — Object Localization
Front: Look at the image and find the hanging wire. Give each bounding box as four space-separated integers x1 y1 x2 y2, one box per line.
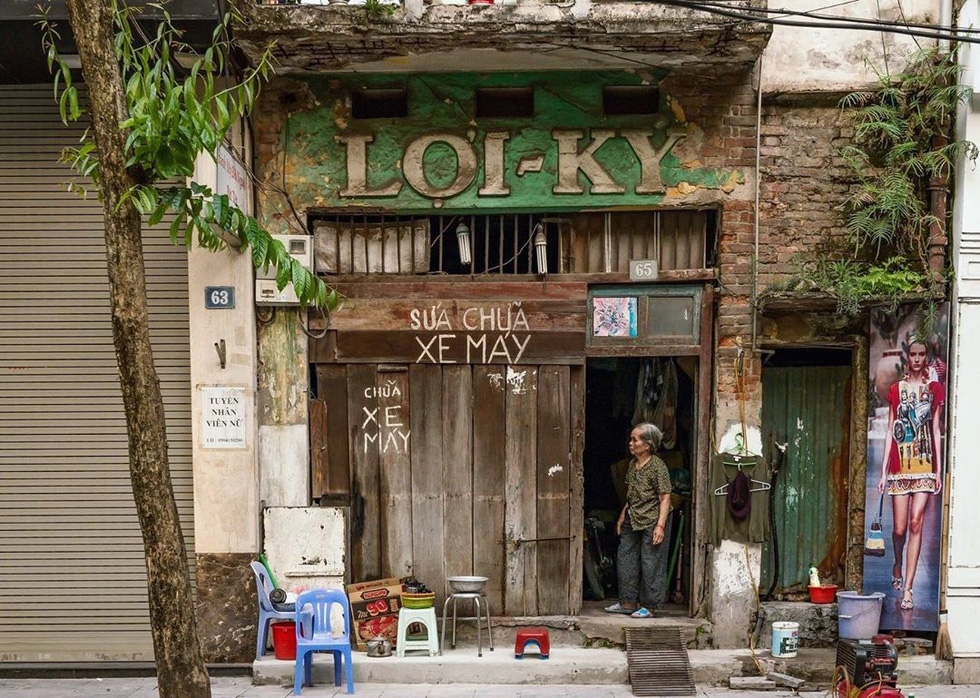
298 304 329 340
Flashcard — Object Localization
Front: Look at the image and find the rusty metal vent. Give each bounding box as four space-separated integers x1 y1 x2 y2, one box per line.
624 626 696 696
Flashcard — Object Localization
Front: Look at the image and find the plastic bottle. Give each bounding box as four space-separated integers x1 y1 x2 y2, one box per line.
808 566 821 587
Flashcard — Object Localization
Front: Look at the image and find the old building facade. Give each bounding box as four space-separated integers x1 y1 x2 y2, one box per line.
2 0 977 674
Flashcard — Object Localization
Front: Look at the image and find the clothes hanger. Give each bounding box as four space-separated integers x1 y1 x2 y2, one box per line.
713 478 771 496
720 433 762 463
714 433 770 495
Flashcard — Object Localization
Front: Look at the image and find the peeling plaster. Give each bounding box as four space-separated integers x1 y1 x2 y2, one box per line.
506 366 535 394
718 423 763 456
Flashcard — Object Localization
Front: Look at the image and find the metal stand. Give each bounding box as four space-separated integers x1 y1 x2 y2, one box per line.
440 592 494 657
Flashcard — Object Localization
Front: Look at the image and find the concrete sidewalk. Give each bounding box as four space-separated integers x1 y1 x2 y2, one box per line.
1 677 978 697
252 646 953 688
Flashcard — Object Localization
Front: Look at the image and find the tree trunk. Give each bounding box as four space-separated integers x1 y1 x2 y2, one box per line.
63 2 211 696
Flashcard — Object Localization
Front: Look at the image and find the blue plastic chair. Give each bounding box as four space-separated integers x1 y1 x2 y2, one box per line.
250 561 293 660
293 588 354 695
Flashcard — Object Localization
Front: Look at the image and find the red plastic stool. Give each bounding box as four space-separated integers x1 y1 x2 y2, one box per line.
514 627 550 659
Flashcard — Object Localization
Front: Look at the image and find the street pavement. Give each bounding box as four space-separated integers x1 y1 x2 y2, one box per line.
0 677 978 697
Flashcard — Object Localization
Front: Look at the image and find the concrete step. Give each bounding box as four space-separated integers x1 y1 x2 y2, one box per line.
252 646 952 688
440 610 709 650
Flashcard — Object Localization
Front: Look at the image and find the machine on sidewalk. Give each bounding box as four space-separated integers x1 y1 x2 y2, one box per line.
834 635 904 698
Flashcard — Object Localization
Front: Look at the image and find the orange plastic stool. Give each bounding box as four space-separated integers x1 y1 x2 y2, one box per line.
514 627 550 659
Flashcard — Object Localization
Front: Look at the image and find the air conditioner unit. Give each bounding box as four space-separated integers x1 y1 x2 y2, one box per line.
255 235 313 306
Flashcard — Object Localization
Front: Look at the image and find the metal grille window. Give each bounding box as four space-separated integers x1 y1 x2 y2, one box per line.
311 210 714 276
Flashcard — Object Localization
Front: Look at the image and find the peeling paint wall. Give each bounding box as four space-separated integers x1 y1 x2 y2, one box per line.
711 539 763 648
277 71 746 212
765 0 944 92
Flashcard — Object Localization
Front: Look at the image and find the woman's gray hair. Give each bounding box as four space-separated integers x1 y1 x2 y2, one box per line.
633 422 663 452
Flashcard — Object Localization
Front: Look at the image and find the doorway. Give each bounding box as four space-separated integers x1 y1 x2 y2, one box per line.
582 356 696 613
761 348 852 597
312 362 585 617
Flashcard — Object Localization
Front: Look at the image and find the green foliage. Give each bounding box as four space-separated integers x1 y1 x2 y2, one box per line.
39 1 335 309
783 255 928 316
363 0 396 21
839 48 978 262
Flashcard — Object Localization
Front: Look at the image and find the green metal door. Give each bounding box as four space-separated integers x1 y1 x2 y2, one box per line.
761 365 851 594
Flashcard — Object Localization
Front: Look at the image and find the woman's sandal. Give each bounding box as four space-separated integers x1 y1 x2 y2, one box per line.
891 565 903 590
900 588 914 610
630 607 653 619
604 602 635 615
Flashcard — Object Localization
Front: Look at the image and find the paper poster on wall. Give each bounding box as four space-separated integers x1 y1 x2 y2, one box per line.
592 297 637 337
201 386 247 449
864 303 948 632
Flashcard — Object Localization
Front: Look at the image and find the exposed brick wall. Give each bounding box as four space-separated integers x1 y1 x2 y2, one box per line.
253 78 319 235
664 68 763 421
757 104 858 290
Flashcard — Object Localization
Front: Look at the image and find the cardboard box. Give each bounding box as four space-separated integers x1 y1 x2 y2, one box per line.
345 577 405 651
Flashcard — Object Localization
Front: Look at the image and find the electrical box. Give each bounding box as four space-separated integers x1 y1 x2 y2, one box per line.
255 235 313 306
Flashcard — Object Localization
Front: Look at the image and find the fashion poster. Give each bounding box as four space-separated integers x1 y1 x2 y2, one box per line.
865 303 948 632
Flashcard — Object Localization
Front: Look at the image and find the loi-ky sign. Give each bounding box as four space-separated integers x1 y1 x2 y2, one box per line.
340 128 687 201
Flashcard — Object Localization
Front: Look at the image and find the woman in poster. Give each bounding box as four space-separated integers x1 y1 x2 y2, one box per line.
877 339 945 611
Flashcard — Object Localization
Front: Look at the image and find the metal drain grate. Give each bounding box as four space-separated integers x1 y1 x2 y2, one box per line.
625 625 696 696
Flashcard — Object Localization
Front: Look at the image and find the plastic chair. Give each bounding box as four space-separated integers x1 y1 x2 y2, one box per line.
250 561 293 660
294 588 354 695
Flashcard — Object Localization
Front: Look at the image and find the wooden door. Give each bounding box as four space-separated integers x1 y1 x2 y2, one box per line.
313 363 584 616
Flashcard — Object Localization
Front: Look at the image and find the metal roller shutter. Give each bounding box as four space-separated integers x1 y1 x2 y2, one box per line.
0 86 194 661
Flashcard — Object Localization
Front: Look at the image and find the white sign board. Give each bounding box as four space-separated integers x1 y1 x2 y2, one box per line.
629 259 659 281
200 386 247 449
216 145 249 209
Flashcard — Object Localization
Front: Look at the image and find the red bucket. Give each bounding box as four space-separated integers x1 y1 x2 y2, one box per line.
271 621 297 660
809 584 838 604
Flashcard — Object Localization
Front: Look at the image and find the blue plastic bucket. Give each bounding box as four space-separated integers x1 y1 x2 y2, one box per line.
837 591 885 640
771 621 799 658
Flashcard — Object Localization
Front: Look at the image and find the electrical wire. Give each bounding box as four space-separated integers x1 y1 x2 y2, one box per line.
299 304 329 339
650 0 980 44
663 0 980 34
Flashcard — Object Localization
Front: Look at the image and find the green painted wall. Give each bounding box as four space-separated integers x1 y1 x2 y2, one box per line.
283 72 742 212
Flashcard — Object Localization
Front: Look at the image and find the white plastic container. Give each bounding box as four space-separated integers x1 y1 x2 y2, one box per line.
771 621 799 658
837 590 885 640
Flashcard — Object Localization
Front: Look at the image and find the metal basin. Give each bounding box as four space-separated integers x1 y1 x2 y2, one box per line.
447 575 489 593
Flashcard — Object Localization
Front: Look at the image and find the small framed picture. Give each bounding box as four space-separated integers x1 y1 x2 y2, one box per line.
592 297 637 337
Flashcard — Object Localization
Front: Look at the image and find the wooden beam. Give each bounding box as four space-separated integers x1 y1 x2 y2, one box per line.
692 283 714 617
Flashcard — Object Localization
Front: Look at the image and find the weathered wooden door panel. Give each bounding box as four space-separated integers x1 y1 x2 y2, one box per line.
348 364 382 583
410 364 447 605
761 365 851 592
536 366 571 615
312 365 350 500
443 366 474 589
378 368 413 578
473 366 507 613
329 363 583 615
505 367 539 616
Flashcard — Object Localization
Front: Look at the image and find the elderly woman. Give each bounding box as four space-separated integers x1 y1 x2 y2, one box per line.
605 422 673 618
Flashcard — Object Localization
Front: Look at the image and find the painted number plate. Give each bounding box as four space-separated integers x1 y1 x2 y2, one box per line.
205 286 235 309
629 259 659 281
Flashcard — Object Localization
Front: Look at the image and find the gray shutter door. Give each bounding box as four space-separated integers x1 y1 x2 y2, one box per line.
0 86 194 661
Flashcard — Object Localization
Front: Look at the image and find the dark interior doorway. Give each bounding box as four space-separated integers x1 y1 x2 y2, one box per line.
582 357 695 613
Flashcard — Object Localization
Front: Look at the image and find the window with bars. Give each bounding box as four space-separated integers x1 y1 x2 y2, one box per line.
310 210 714 276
